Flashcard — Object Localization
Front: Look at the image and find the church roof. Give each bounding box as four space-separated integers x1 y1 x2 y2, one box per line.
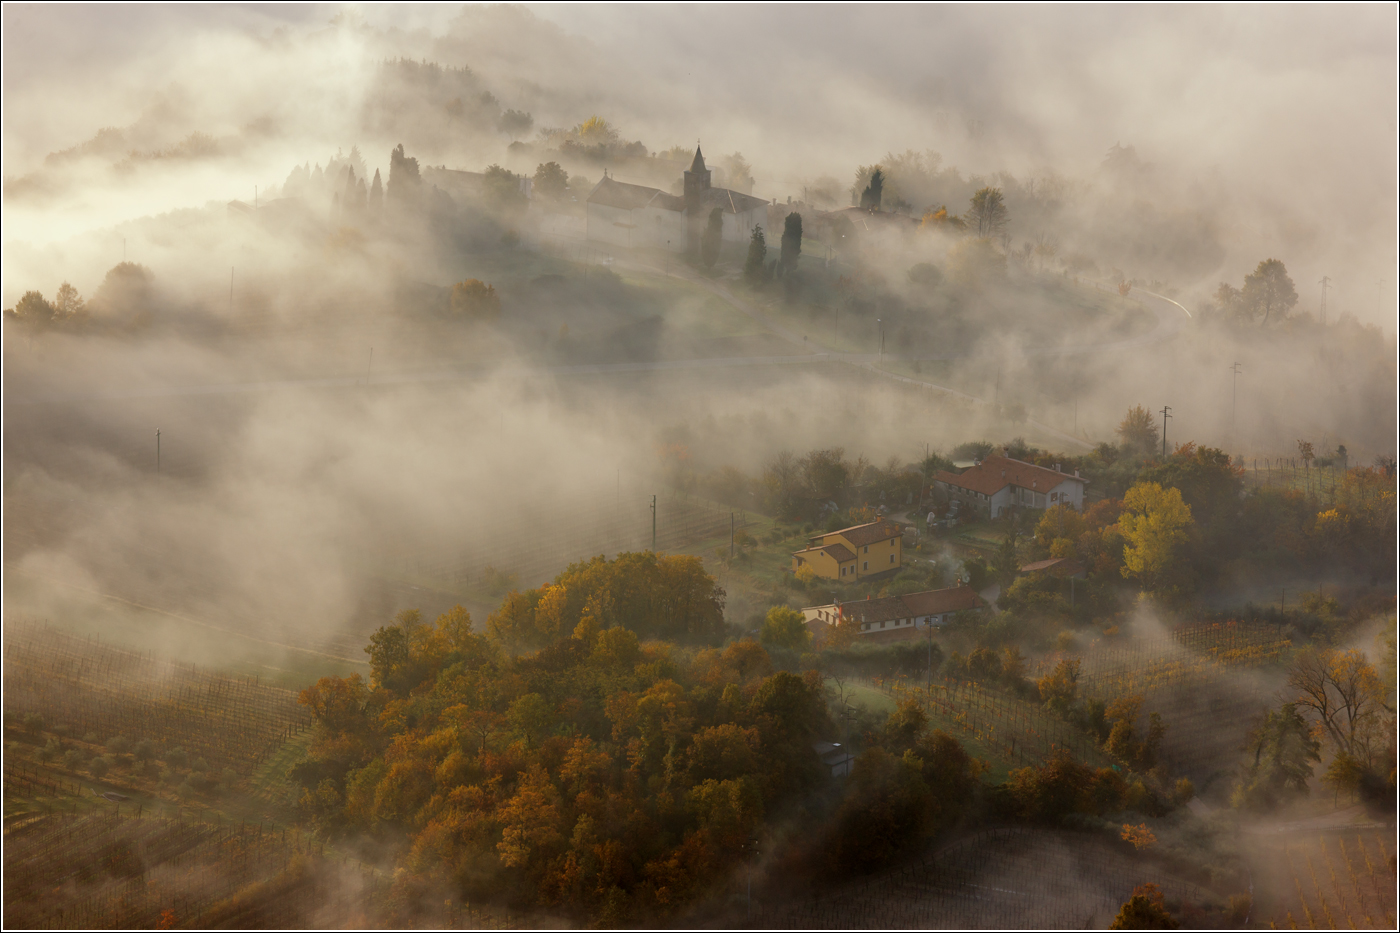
588 176 665 211
699 186 768 214
690 146 707 173
587 175 761 214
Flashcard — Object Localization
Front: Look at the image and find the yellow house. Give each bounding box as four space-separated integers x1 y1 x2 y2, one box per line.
791 519 903 581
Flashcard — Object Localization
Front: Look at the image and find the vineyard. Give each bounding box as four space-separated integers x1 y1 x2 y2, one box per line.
751 826 1213 929
1 806 522 930
1261 832 1398 930
884 677 1114 772
4 622 310 778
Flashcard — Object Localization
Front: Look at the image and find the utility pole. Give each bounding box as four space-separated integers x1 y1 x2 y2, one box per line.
651 495 657 552
229 267 234 314
1231 362 1242 448
731 512 735 559
877 317 884 364
1319 276 1330 326
156 429 161 473
1159 405 1172 458
366 348 373 385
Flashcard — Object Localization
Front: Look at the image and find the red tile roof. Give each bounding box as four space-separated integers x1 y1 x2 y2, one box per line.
936 456 1086 497
794 543 855 563
900 585 986 616
821 520 902 548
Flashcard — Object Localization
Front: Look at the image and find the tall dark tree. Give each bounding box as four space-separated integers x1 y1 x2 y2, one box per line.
1241 258 1297 325
532 162 569 200
780 212 803 274
859 168 884 211
387 143 420 205
744 225 767 283
700 207 723 270
369 169 383 213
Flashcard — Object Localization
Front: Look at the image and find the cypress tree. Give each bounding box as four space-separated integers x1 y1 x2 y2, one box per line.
744 225 766 283
780 212 802 274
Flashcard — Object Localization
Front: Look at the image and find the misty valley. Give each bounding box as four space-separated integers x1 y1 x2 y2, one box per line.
2 6 1397 931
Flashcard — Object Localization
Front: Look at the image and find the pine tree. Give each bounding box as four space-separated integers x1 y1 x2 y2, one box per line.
701 207 723 270
744 225 766 283
369 169 383 213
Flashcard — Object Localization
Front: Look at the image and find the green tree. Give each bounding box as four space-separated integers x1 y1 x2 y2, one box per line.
498 109 534 139
744 225 767 283
780 212 803 274
966 187 1009 238
700 207 723 270
1231 702 1321 811
1116 406 1159 457
759 605 812 652
483 164 526 212
7 290 55 326
858 167 884 210
1240 258 1297 325
532 162 569 200
718 152 754 194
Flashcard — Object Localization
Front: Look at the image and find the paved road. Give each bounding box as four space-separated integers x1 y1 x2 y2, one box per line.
9 257 1191 454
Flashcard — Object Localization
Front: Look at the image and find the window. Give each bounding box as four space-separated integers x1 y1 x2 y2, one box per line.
863 561 868 570
889 554 895 563
880 620 886 628
864 545 869 554
841 566 846 576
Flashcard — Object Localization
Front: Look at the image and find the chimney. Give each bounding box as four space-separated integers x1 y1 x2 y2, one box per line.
1074 469 1080 478
1055 464 1061 472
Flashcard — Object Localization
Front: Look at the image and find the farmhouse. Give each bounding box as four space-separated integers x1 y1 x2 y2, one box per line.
791 519 903 581
802 584 987 644
933 455 1087 519
585 147 768 253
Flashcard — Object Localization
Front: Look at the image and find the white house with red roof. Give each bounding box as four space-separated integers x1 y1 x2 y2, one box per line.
933 455 1087 519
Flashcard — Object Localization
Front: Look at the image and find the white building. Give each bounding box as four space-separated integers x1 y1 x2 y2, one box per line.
933 455 1088 519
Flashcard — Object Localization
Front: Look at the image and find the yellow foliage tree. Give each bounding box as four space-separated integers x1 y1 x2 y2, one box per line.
1117 482 1193 595
450 279 501 321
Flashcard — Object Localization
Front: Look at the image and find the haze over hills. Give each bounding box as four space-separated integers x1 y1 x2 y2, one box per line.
2 5 1396 931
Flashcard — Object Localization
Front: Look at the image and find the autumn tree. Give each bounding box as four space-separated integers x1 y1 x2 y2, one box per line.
1117 406 1159 458
700 207 723 270
718 152 754 193
966 186 1009 238
743 225 767 283
450 279 501 321
5 290 55 327
1117 482 1194 597
1240 258 1297 325
1037 658 1080 716
1111 883 1177 929
1287 649 1388 769
53 282 85 319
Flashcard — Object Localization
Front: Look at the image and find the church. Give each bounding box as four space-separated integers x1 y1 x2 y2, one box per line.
584 147 769 253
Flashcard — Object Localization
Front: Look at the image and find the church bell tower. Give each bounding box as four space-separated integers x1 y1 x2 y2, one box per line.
683 145 711 252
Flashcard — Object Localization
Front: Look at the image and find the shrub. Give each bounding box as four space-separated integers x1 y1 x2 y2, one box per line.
106 735 132 755
88 757 110 779
22 713 45 733
164 747 189 770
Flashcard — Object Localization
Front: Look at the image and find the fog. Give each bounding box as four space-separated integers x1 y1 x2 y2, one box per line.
3 3 1396 661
